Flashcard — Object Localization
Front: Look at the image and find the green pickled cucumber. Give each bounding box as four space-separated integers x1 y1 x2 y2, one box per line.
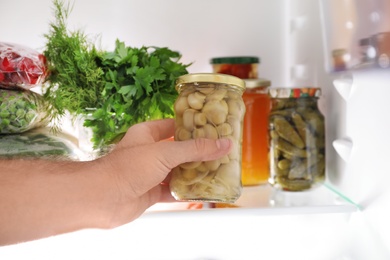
270 109 293 117
271 99 286 110
291 112 316 148
288 156 321 179
275 167 289 177
269 130 279 140
275 138 307 158
273 116 305 149
277 159 291 170
297 108 325 137
310 157 326 179
275 176 312 191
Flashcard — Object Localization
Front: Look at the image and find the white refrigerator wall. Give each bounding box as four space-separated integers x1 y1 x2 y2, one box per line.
1 0 288 85
1 0 390 259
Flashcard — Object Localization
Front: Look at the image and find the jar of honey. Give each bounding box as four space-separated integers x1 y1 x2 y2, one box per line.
210 56 259 79
241 78 271 186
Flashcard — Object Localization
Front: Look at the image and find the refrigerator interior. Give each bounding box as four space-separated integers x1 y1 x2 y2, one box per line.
1 0 390 259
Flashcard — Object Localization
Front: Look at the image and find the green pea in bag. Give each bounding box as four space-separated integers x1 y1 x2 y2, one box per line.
0 88 49 134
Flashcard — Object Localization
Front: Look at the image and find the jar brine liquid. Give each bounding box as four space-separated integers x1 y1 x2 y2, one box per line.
170 73 246 203
241 79 271 186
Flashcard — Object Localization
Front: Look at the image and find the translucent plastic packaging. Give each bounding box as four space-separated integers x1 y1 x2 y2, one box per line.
0 127 80 161
0 42 48 90
268 88 325 192
170 73 246 203
0 89 49 134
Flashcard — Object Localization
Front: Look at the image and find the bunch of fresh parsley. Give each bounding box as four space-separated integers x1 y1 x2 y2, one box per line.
84 41 189 147
43 0 190 148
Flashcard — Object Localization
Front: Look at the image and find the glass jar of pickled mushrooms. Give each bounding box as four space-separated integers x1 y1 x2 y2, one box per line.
268 87 325 191
170 73 246 203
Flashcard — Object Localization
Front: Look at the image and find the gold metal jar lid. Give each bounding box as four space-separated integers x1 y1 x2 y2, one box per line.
244 78 271 89
176 73 246 91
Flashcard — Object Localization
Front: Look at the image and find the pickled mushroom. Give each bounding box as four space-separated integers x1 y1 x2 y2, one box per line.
226 115 241 140
175 127 192 141
187 91 206 110
172 168 209 186
219 155 230 164
182 108 197 131
203 124 219 139
194 112 207 126
192 127 206 138
227 99 245 117
174 96 189 116
216 123 233 136
204 159 221 171
226 135 239 160
205 88 227 101
216 160 241 186
202 100 228 125
198 85 215 95
180 160 202 170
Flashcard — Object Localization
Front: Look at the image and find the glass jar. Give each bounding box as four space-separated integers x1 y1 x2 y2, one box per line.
373 32 390 69
268 87 325 192
359 37 375 65
210 56 259 79
170 73 246 203
331 49 348 72
241 78 271 186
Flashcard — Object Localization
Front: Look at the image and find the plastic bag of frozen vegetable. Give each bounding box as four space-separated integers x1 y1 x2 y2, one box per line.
0 89 50 134
0 127 80 160
0 42 48 90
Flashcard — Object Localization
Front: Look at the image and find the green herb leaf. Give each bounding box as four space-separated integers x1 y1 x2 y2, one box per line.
43 1 190 148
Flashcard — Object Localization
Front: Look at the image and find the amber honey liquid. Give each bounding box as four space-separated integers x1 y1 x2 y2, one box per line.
241 88 270 186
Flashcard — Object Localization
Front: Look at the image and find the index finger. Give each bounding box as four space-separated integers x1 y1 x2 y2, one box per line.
120 119 175 147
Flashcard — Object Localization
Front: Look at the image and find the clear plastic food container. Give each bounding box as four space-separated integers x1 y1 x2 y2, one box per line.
268 87 325 191
170 73 246 203
210 56 259 79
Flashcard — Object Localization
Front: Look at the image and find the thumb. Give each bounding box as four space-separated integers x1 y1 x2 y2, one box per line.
159 138 233 169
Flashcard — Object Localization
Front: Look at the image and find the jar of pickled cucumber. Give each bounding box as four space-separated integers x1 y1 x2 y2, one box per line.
170 73 246 203
268 87 325 191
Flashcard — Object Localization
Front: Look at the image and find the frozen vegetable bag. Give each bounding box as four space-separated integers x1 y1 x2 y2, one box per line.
0 89 50 134
0 127 80 161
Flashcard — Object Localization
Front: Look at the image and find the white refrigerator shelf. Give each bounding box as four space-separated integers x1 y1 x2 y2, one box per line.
144 182 360 218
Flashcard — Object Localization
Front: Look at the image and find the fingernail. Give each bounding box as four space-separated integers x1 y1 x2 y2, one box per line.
216 138 231 150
